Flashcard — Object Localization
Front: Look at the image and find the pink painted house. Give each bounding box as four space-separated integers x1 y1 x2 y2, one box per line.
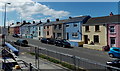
107 13 120 47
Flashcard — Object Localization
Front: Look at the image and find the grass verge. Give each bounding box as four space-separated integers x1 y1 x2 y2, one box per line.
29 52 86 71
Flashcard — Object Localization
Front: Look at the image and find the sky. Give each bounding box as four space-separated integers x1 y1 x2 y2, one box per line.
0 0 119 26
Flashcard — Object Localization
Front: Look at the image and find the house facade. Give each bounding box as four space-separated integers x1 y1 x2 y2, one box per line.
64 16 90 47
107 15 120 47
29 24 38 39
9 23 21 35
37 23 45 39
82 14 120 49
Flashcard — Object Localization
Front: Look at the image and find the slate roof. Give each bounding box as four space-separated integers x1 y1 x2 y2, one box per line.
83 15 120 25
44 16 91 26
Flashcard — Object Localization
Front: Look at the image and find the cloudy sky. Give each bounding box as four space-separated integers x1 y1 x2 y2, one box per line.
0 0 119 26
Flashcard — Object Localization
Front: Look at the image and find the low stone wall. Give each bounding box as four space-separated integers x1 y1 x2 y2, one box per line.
83 44 103 51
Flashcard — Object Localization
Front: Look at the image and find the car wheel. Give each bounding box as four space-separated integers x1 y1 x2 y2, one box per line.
109 54 114 58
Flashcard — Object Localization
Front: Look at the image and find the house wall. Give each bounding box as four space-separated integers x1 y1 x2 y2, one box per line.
65 22 82 41
53 24 63 39
108 24 120 47
82 25 107 46
45 25 53 38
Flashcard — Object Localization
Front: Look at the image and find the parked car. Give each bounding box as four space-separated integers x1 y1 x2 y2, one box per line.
14 39 28 46
108 47 120 58
106 59 120 68
55 39 71 48
12 34 20 38
40 38 55 44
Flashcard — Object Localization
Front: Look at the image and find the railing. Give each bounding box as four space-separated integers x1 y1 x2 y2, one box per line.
6 41 120 71
29 44 120 71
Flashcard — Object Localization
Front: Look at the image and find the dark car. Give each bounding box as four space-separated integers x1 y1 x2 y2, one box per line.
41 38 55 44
55 39 71 48
14 39 28 46
12 34 20 38
106 59 120 68
40 38 48 43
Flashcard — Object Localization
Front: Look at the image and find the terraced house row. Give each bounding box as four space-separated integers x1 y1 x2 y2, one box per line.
9 13 120 49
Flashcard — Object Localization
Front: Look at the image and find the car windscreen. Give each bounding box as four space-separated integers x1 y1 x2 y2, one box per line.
22 40 28 44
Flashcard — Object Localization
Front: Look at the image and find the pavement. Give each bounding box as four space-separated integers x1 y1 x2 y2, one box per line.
18 47 69 71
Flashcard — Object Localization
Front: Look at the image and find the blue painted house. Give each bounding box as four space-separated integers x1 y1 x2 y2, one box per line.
20 24 30 38
29 23 38 39
64 16 90 47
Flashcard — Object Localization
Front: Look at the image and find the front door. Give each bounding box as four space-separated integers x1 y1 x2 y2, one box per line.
66 33 69 40
84 35 88 44
110 37 116 47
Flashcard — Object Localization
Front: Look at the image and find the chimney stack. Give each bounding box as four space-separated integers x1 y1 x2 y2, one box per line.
110 12 113 16
47 19 50 23
56 18 59 21
33 21 35 24
69 16 72 19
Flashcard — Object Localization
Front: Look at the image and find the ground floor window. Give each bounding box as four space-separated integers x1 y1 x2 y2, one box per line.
110 37 116 47
72 32 78 38
94 35 99 43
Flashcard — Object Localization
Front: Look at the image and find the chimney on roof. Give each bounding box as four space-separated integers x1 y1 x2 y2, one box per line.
16 22 20 24
47 19 50 23
110 12 113 16
33 21 35 24
39 20 42 24
69 16 72 19
56 18 59 21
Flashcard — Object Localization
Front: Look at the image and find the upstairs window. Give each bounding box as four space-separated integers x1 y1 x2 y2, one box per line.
95 25 100 32
85 26 89 32
66 24 69 27
59 24 62 29
47 31 49 35
110 26 115 33
73 24 77 27
47 26 49 29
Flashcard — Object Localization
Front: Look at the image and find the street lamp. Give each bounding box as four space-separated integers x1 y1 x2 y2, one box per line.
2 3 11 70
3 3 11 46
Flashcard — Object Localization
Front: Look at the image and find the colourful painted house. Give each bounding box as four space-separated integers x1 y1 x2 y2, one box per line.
82 13 120 50
107 14 120 47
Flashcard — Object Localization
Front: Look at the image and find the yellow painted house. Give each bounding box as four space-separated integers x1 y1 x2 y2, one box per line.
82 17 108 50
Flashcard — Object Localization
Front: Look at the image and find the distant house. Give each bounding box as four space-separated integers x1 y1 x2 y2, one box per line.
37 23 45 39
29 23 38 39
107 14 120 47
64 16 91 47
43 16 90 47
82 13 120 49
20 24 30 38
9 23 21 35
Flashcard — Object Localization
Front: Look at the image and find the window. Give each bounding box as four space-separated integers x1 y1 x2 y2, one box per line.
59 24 62 29
110 37 115 44
54 25 57 29
47 31 49 35
85 26 89 32
44 26 45 29
94 35 99 43
66 24 69 27
47 26 49 29
95 25 100 31
72 33 78 37
57 33 61 38
110 26 115 33
73 24 77 27
39 31 41 36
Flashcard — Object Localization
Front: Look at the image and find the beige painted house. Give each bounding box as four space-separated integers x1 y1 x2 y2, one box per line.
82 17 108 50
44 24 53 38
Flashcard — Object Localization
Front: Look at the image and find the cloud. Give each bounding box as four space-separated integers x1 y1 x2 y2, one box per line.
0 0 70 21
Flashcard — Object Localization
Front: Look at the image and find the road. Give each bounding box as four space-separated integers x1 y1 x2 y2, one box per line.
7 36 112 65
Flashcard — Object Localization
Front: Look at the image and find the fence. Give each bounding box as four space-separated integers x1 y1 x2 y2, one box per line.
6 41 120 71
28 44 120 71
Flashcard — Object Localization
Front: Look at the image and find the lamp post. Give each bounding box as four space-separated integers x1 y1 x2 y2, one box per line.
3 3 11 46
2 3 11 70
